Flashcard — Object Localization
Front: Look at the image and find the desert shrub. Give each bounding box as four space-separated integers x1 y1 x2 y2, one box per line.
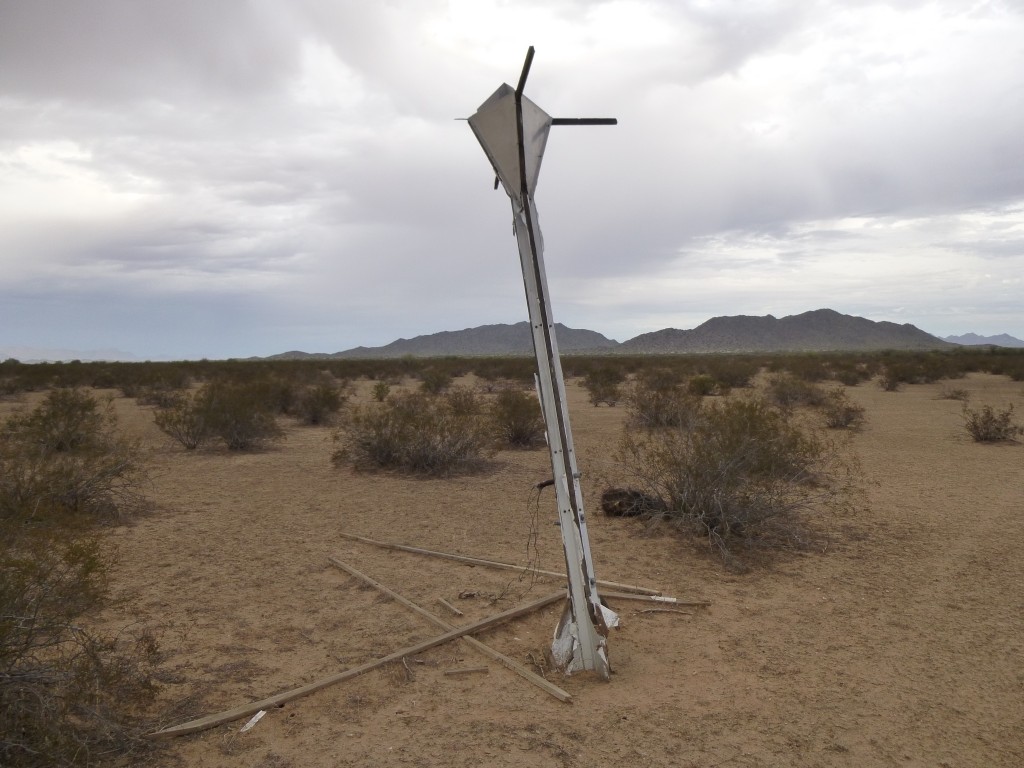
372 381 391 402
687 374 718 396
196 379 283 450
0 529 160 768
766 374 827 410
937 386 970 401
626 377 702 430
877 372 902 392
961 403 1023 443
7 388 106 453
821 389 866 429
582 367 625 406
491 388 545 448
334 391 491 475
613 395 853 568
153 392 213 450
1 392 157 767
701 358 758 389
294 383 346 425
419 368 453 395
1 391 146 522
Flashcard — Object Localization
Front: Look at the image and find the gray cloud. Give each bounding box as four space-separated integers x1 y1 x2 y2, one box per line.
1 0 1022 359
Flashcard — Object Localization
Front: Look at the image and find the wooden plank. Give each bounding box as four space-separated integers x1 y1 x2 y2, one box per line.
147 589 566 739
445 666 489 677
437 597 464 617
601 591 711 607
338 532 661 596
328 556 572 703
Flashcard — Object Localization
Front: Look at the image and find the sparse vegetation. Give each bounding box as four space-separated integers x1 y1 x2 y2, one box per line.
294 381 347 425
334 390 492 475
581 367 625 406
371 381 391 402
155 378 287 450
611 392 855 569
490 388 545 448
1 389 157 767
625 371 702 430
961 403 1023 443
821 388 866 430
767 373 828 410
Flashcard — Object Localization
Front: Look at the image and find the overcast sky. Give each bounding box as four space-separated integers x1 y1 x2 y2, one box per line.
2 0 1022 360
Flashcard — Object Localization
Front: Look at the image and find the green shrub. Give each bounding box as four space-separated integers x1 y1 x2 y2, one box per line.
961 403 1023 443
613 394 853 568
491 388 545 448
372 381 391 402
334 391 491 475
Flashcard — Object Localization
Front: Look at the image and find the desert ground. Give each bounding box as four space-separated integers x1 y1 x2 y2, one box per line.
11 371 1021 767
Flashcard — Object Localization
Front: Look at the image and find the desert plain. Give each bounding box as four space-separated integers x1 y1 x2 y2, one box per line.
6 370 1021 767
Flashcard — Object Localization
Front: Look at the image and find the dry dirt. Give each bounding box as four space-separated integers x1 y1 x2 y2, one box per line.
13 372 1022 767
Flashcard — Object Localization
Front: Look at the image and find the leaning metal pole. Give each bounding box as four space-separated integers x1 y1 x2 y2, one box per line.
467 47 618 678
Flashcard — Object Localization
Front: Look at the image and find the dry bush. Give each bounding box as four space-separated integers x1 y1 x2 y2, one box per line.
937 386 970 402
612 394 856 569
491 388 545 448
153 392 213 450
961 403 1023 443
334 390 492 475
1 390 146 522
766 373 828 410
1 390 158 767
625 376 702 430
821 388 866 430
581 368 625 406
294 382 347 425
195 379 284 450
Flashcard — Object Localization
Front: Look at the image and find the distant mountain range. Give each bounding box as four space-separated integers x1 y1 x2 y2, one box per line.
269 309 968 359
942 333 1024 348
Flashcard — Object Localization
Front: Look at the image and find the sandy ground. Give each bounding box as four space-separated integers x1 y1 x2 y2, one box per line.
12 371 1021 767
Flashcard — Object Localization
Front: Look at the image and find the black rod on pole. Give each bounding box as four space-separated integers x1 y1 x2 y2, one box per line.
516 46 536 96
551 118 618 126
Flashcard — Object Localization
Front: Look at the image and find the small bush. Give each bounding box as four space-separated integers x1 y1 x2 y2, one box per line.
766 374 827 410
334 391 491 475
294 383 346 425
419 368 453 395
613 394 854 569
961 403 1023 443
626 378 702 430
687 374 718 397
153 393 213 450
582 368 624 406
937 386 970 402
491 388 545 448
1 390 146 522
197 379 284 450
821 389 866 430
371 381 391 402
